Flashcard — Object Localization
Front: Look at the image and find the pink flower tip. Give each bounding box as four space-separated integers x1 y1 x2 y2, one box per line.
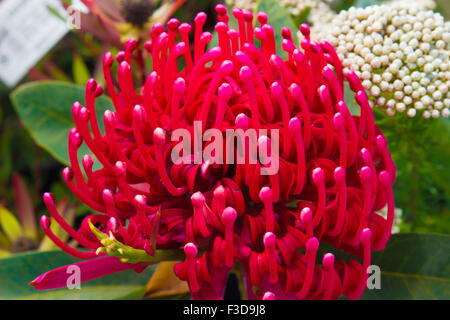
323 253 335 268
334 167 345 182
306 237 319 252
222 207 237 223
312 167 325 184
259 186 273 203
263 291 276 300
263 232 276 248
360 166 372 185
184 243 198 257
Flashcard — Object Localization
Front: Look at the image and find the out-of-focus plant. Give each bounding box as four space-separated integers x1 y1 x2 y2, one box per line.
0 174 77 257
60 0 187 45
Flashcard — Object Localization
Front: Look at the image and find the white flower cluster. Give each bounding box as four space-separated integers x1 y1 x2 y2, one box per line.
377 206 403 234
315 1 450 118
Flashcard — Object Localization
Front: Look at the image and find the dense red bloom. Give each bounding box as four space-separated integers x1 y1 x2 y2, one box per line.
31 5 396 300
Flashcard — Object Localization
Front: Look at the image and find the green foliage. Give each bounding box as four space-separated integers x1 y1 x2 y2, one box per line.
256 0 298 60
361 233 450 299
373 109 450 233
320 233 449 299
0 251 155 299
10 81 113 167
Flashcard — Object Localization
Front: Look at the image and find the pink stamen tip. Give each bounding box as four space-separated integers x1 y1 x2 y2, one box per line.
323 253 335 268
134 194 147 208
191 192 206 207
116 51 125 63
301 207 312 223
184 242 198 257
376 135 387 150
200 32 213 43
289 83 301 98
82 155 93 169
235 113 249 129
152 22 163 35
118 61 131 75
153 128 166 146
87 78 97 92
263 292 276 300
360 148 371 163
222 207 237 223
259 186 273 203
263 232 276 248
256 12 268 25
359 166 372 185
215 22 228 33
133 105 146 122
215 5 227 16
173 77 186 94
270 81 283 98
361 228 372 244
379 170 391 187
114 161 126 177
312 168 325 184
125 38 137 52
69 129 82 148
167 18 180 30
282 39 295 53
219 60 234 74
102 189 114 202
289 117 301 133
103 52 114 66
94 85 103 97
239 65 252 82
144 41 152 52
40 215 51 229
195 12 207 25
173 42 186 55
43 192 55 206
281 27 293 40
299 23 310 37
306 237 319 252
334 167 345 182
218 83 233 100
179 22 191 33
243 10 252 19
62 167 74 181
334 112 345 129
232 7 243 19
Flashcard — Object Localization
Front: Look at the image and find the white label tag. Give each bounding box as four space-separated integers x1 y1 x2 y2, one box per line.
0 0 71 87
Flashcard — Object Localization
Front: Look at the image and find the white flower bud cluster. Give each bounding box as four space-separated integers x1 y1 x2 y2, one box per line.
278 0 334 17
315 1 450 118
377 206 403 234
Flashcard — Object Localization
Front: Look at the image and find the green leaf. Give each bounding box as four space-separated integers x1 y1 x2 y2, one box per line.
0 207 23 242
73 54 91 85
256 0 299 60
361 233 450 300
10 81 112 167
0 251 155 300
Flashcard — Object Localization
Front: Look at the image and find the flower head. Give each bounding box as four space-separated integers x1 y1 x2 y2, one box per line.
32 5 396 300
315 1 450 118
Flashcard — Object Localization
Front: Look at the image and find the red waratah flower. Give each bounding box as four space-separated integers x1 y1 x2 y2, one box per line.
30 5 396 300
